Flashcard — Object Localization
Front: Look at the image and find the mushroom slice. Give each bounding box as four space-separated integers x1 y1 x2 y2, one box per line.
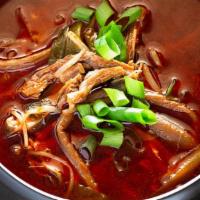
149 113 197 150
126 23 140 61
159 145 200 193
145 89 197 122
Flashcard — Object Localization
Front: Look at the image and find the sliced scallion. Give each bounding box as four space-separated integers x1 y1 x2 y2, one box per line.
77 104 93 117
118 6 142 30
82 115 124 132
95 21 127 61
125 76 145 99
95 0 114 27
79 135 97 160
94 32 120 60
72 6 94 22
93 99 109 117
104 88 129 107
132 98 150 110
108 107 157 125
100 131 123 149
165 79 177 97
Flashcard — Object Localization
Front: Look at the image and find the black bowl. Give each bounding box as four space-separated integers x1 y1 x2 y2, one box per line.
1 163 200 200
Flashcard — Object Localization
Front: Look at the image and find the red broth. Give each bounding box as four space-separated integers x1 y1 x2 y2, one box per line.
0 0 200 200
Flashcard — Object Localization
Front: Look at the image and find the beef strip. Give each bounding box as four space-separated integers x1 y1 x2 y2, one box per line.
18 53 84 99
67 66 126 105
80 51 136 72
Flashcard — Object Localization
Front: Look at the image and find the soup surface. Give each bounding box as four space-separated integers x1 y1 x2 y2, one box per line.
0 0 200 200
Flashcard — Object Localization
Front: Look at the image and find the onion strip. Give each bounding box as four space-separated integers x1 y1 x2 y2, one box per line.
11 109 29 148
29 151 75 196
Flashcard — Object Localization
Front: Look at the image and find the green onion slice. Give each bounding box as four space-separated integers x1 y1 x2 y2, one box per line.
72 6 94 22
100 131 124 149
95 21 127 61
165 79 177 97
82 115 124 132
132 98 150 109
118 6 142 30
95 0 114 27
94 32 120 60
79 135 98 160
104 88 129 107
125 76 145 99
93 99 109 117
77 104 93 117
108 107 157 125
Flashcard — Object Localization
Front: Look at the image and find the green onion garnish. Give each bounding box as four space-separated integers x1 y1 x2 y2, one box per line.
95 0 114 27
104 88 129 107
95 21 127 61
125 76 145 99
100 131 123 149
77 104 93 117
118 6 142 30
94 33 121 60
165 79 177 97
93 99 109 117
79 135 97 160
108 107 157 125
132 98 150 110
82 115 124 132
72 6 94 22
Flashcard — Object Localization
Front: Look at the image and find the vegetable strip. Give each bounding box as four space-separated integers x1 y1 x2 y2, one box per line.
108 107 157 125
95 0 114 27
93 99 109 117
104 88 129 107
82 115 124 132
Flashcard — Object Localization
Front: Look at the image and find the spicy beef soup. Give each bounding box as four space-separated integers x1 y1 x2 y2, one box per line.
0 0 200 200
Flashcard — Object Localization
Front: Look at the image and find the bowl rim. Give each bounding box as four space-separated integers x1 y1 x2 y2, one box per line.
1 162 200 200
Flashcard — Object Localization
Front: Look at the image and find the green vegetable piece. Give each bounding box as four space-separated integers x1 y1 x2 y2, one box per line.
125 76 145 99
108 107 157 125
82 115 124 132
49 24 87 64
96 21 127 61
132 98 150 109
95 0 114 27
94 32 120 60
48 27 68 64
118 6 142 30
93 99 109 117
100 131 124 149
79 135 98 160
165 79 177 97
72 7 94 22
104 88 129 107
77 104 93 117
